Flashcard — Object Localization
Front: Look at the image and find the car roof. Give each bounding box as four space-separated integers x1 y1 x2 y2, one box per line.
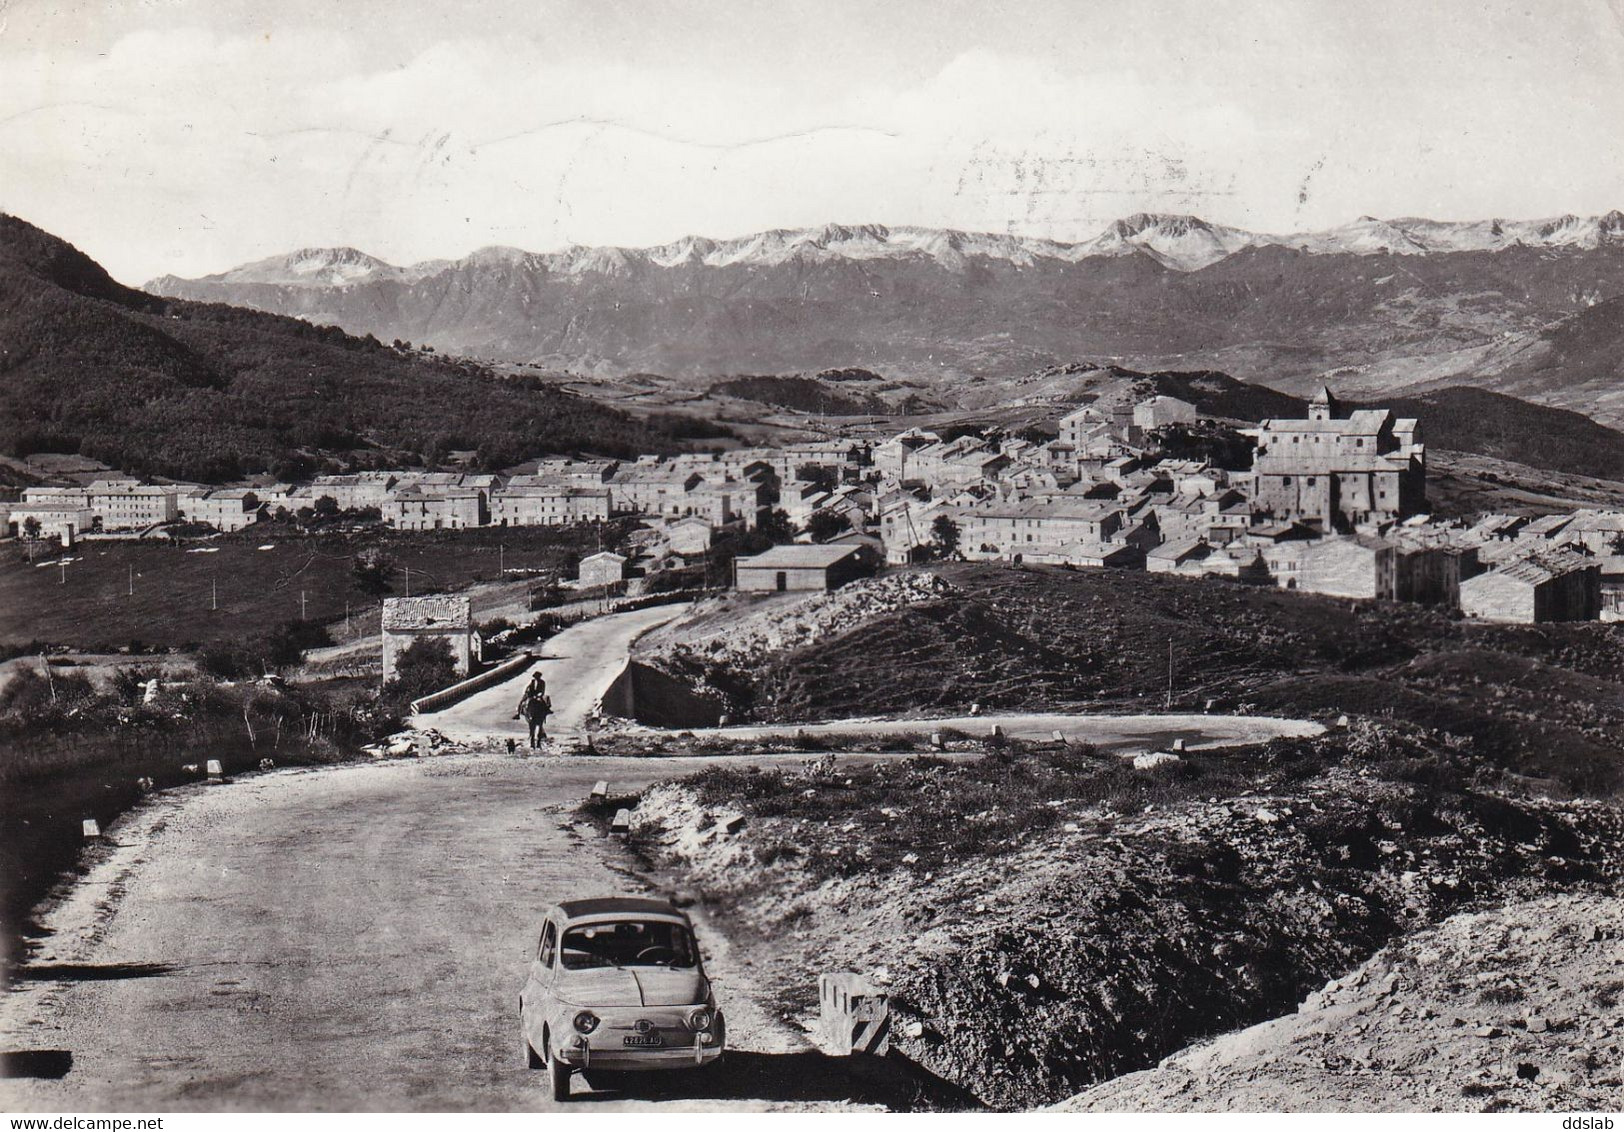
555 896 687 923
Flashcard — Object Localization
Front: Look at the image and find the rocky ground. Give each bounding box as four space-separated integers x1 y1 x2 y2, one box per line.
606 727 1624 1110
1064 893 1624 1112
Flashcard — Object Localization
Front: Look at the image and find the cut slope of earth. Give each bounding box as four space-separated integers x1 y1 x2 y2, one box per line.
616 728 1624 1109
1062 892 1624 1112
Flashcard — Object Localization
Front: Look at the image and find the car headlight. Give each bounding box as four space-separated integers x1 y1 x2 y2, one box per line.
688 1008 712 1031
573 1011 599 1034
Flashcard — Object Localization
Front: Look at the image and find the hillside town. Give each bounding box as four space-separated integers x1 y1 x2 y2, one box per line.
5 388 1622 625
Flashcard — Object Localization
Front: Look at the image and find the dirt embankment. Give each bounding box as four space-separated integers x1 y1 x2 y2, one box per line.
615 733 1624 1110
1064 893 1624 1112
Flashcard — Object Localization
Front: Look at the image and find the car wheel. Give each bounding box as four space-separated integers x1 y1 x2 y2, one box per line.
544 1029 571 1102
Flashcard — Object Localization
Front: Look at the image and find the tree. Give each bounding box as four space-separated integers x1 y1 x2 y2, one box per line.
21 516 41 540
931 515 961 559
756 508 794 545
313 495 339 518
385 637 457 702
351 549 396 596
805 508 847 543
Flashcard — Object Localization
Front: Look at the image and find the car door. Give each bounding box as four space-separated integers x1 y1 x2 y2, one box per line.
523 917 559 1041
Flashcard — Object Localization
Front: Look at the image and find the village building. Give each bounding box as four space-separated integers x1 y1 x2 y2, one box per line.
667 517 714 556
1598 556 1624 622
1459 551 1600 623
1056 406 1116 454
7 502 95 544
295 472 398 511
1264 535 1396 600
380 594 477 684
607 467 703 517
86 481 180 530
520 459 618 486
490 485 611 527
1249 387 1426 529
873 429 941 481
577 550 629 588
733 542 877 593
186 488 262 532
384 487 486 531
1132 395 1198 432
957 498 1124 560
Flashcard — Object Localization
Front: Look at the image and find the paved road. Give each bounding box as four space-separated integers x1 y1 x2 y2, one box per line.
418 604 688 747
695 712 1323 753
0 605 1321 1111
0 751 929 1112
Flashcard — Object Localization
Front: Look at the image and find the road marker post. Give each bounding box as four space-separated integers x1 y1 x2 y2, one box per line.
81 818 100 839
205 759 223 782
819 972 890 1057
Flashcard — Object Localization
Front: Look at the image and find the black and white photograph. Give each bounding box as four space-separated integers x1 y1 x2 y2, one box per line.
2 0 1623 1120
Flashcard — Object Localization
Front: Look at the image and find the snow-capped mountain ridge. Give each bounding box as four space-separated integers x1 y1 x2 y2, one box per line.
150 210 1624 290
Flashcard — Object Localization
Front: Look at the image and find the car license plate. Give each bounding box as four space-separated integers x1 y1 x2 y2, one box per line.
623 1034 663 1047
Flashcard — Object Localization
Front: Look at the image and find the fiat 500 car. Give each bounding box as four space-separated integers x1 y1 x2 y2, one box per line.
520 896 725 1100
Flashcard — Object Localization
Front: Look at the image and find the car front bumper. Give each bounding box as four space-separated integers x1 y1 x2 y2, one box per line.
555 1032 722 1071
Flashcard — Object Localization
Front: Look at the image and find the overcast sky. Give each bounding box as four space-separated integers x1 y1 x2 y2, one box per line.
5 0 1624 282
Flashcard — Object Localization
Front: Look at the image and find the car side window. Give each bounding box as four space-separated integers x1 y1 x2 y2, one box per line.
538 921 557 966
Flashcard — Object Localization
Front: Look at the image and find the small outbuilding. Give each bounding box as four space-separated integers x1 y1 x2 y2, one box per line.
578 550 629 588
380 595 476 684
733 543 876 593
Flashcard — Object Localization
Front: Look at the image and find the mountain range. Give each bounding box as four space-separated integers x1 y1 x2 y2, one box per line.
152 211 1624 280
145 213 1624 427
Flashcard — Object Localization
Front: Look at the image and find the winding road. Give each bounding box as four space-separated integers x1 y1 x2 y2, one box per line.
1 605 1322 1111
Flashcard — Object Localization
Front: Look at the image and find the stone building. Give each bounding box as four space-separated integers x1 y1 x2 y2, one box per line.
1459 552 1600 623
380 595 476 684
734 543 876 592
578 551 628 588
1250 387 1426 530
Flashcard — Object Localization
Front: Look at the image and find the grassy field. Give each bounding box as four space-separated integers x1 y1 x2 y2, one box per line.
0 523 620 652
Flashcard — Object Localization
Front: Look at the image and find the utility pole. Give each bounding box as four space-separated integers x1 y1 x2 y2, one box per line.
127 563 133 597
404 565 411 597
211 577 218 611
499 543 505 576
300 590 307 620
1166 636 1174 710
58 560 66 585
345 600 351 635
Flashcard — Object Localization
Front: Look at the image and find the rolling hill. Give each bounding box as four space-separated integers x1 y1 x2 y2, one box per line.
0 215 681 482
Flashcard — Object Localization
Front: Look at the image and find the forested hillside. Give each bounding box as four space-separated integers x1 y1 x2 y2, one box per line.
0 215 676 482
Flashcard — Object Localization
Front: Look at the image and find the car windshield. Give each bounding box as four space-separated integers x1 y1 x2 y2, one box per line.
560 919 696 969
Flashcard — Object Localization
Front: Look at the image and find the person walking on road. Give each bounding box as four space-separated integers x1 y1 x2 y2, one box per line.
514 673 552 750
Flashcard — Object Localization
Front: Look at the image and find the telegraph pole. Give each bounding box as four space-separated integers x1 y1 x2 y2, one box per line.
59 560 66 585
1166 637 1174 710
127 563 133 597
211 577 218 611
404 565 411 597
499 543 505 576
300 590 307 620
